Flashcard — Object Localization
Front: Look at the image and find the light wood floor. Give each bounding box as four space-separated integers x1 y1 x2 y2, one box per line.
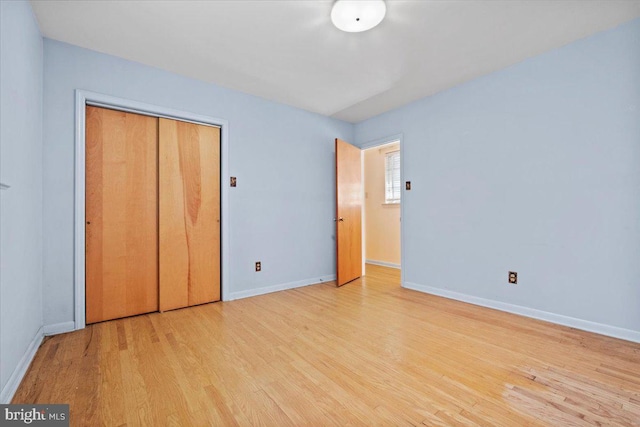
14 265 640 426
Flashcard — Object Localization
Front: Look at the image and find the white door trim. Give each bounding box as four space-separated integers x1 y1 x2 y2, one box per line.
74 90 230 330
359 133 404 285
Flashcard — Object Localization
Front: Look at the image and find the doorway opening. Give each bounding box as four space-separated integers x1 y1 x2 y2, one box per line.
334 135 404 288
363 139 401 280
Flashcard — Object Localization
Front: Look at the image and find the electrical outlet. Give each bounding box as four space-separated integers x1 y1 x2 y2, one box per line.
508 271 517 284
255 261 261 272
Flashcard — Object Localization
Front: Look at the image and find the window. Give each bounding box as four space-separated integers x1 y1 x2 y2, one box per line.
384 150 401 204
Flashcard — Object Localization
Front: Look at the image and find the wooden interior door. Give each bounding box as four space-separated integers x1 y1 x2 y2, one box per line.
335 138 363 286
159 118 221 311
85 106 159 324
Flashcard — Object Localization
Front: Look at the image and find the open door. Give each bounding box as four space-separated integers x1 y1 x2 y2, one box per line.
335 138 362 286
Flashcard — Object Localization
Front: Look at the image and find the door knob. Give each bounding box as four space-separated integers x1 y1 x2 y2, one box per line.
339 217 344 222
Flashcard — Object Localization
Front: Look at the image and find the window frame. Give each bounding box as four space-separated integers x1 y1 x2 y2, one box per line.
384 149 401 204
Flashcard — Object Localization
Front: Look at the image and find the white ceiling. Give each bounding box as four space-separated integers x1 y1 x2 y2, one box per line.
30 0 640 123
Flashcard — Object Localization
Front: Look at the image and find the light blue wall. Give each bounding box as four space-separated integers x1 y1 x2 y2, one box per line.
356 18 640 333
0 0 44 397
42 40 353 326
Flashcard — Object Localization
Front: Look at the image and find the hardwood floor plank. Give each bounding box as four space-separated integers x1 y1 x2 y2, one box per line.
12 264 640 426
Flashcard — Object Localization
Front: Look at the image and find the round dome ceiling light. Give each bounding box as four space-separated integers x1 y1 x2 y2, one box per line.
331 0 386 33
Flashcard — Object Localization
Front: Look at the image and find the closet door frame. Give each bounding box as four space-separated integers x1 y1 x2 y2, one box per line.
74 90 229 330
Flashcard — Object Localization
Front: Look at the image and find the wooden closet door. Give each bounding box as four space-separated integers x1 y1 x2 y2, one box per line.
159 118 221 311
85 106 159 324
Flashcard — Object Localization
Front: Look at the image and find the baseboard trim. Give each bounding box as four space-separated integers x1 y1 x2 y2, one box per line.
43 321 76 336
366 259 401 269
0 327 44 404
228 275 336 301
403 281 640 344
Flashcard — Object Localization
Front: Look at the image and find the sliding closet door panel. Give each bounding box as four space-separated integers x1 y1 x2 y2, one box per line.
85 106 159 324
159 118 221 311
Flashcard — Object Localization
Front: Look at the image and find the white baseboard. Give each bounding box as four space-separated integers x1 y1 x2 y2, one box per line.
43 321 76 336
0 327 44 404
403 281 640 344
366 259 401 269
228 275 336 301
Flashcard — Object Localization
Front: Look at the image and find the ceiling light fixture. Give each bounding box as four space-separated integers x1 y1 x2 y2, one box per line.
331 0 386 33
